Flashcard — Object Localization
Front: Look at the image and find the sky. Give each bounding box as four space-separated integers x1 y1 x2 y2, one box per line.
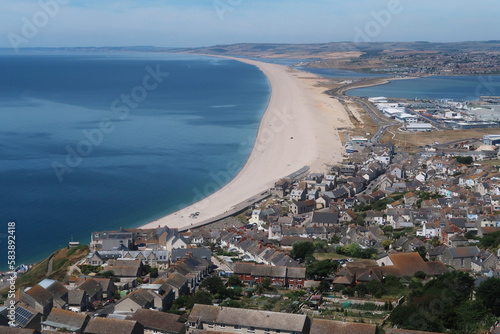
0 0 499 49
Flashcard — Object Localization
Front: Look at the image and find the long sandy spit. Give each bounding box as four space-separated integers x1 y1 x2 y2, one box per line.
140 57 350 230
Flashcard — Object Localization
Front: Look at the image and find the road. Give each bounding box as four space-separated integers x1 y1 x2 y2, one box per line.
178 190 271 232
211 256 232 273
350 97 399 145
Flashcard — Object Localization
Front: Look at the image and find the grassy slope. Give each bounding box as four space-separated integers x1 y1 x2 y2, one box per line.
1 245 89 299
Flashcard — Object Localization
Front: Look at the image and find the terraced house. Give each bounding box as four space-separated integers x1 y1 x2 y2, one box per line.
187 304 378 334
233 262 306 288
187 304 310 334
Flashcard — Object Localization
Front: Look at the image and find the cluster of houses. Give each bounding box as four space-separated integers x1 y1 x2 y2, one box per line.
210 147 500 280
3 251 211 333
333 252 447 287
4 134 500 333
1 221 221 332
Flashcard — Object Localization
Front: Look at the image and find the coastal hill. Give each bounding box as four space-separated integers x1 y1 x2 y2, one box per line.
171 40 500 57
171 41 500 75
18 41 500 75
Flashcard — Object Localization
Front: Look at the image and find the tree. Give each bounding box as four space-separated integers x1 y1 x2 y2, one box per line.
355 283 368 298
330 235 341 244
306 260 338 280
334 284 345 292
318 280 330 293
430 237 441 247
389 271 478 333
415 246 428 261
359 248 378 259
346 243 361 257
342 287 355 297
455 300 492 334
455 156 473 164
149 267 158 278
228 275 243 287
476 277 500 316
200 276 225 295
479 230 500 249
414 271 426 280
382 240 391 250
314 239 328 251
382 226 394 236
365 280 386 296
188 291 213 308
262 277 272 290
290 241 315 260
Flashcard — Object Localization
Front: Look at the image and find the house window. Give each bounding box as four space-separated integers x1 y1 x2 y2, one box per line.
208 322 214 328
247 327 255 333
189 322 196 328
264 329 270 334
235 325 242 330
220 324 226 328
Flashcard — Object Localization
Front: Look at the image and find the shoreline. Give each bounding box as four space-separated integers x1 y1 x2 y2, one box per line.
139 56 350 231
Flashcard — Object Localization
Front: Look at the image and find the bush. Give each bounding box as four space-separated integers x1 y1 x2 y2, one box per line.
318 280 331 292
455 156 473 164
343 287 355 297
80 265 101 275
221 300 242 308
228 275 244 287
149 268 158 278
100 270 115 278
291 241 315 260
414 271 426 280
334 284 345 292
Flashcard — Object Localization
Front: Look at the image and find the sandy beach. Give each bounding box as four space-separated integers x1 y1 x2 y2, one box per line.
140 57 351 230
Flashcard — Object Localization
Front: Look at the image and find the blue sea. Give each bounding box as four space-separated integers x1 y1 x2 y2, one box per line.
346 75 500 100
0 52 270 269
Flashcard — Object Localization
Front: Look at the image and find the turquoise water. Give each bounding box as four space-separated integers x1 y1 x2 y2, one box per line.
345 75 500 100
0 53 270 269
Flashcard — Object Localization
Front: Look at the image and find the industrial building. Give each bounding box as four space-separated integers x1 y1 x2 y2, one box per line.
405 123 433 132
484 134 500 146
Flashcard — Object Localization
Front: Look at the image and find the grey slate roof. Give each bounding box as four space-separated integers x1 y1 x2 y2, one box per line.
189 304 308 332
448 246 480 258
68 290 86 306
43 308 88 330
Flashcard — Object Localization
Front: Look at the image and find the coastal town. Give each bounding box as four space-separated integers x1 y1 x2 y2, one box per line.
4 0 500 332
3 94 500 333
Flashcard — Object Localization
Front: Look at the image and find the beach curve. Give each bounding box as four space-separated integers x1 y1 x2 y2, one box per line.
139 56 350 231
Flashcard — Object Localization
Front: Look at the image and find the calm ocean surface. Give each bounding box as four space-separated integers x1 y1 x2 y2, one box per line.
346 75 500 100
0 52 270 269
